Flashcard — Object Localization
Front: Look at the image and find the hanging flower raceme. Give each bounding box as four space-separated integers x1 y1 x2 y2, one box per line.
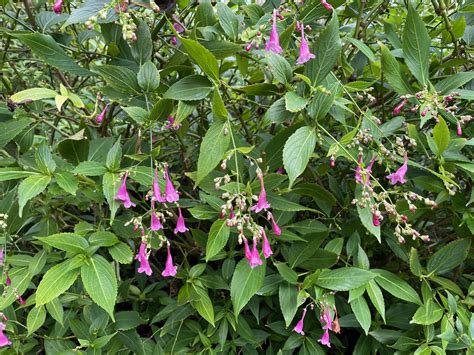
293 308 307 335
53 0 63 14
162 245 177 277
268 212 281 236
174 208 189 234
261 228 273 258
386 154 408 185
320 0 333 10
319 304 334 347
115 172 136 208
164 167 179 203
250 173 271 213
136 239 152 276
153 169 165 203
0 323 11 348
296 23 315 65
265 10 283 54
243 237 262 268
96 105 107 124
150 200 163 231
355 156 375 187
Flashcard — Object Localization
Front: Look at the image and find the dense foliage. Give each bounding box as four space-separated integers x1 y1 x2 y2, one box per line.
0 0 473 353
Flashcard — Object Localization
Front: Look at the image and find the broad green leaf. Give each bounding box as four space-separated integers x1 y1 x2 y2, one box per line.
347 37 376 62
11 33 91 76
366 280 385 322
46 298 64 325
106 139 122 171
190 285 215 326
36 256 83 306
27 305 46 335
206 219 231 261
201 40 241 59
196 121 230 185
411 299 443 325
409 247 422 277
109 242 133 264
307 74 340 121
216 3 239 41
114 311 145 331
315 267 375 291
10 88 58 103
164 75 213 101
373 269 422 305
103 172 120 224
137 61 160 92
212 88 228 119
131 20 152 65
0 168 38 182
283 126 317 188
427 238 471 275
89 231 119 247
91 64 141 95
402 4 431 86
432 116 450 154
284 92 309 113
435 72 474 94
81 254 118 320
73 161 106 176
0 117 33 149
55 172 79 195
0 268 32 310
180 37 220 81
230 258 266 316
266 52 293 84
18 175 51 217
36 232 89 253
35 142 56 175
279 282 299 327
350 296 371 335
275 262 298 285
62 0 110 27
380 43 413 96
29 249 47 276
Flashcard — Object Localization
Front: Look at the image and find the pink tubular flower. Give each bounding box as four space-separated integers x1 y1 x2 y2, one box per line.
173 22 184 33
261 228 273 258
355 156 375 186
161 245 177 277
250 174 271 213
386 155 408 185
153 169 165 203
115 172 136 208
296 24 315 65
243 237 252 262
150 201 163 231
293 308 307 335
276 167 285 174
269 213 281 236
265 10 283 54
96 106 107 123
249 239 263 268
5 275 11 286
319 329 331 347
53 0 63 14
392 99 407 115
372 213 381 227
321 305 333 330
165 116 181 131
174 208 189 234
0 249 3 266
0 323 11 347
136 241 152 276
18 296 25 305
457 122 462 137
321 0 333 10
164 167 179 203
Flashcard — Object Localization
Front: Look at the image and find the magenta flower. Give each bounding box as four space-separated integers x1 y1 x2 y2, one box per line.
165 116 181 131
320 0 333 10
153 169 165 203
250 174 271 213
293 308 307 335
296 24 315 65
150 201 163 231
276 167 285 174
5 275 11 286
261 228 273 258
115 172 136 208
173 22 185 33
321 305 333 330
386 155 408 185
0 249 3 266
53 0 63 14
161 245 177 277
174 208 189 234
18 296 25 305
355 156 375 186
0 323 11 347
243 237 252 261
392 99 407 116
164 167 179 203
265 10 283 54
319 329 331 347
269 213 281 236
457 122 462 137
136 241 152 276
96 106 107 124
372 213 381 227
250 239 263 268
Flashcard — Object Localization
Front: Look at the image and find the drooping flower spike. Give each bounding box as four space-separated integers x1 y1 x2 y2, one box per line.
150 200 163 231
296 23 315 65
136 240 152 276
265 10 283 54
161 245 177 277
164 166 179 203
53 0 63 14
153 169 165 203
293 308 307 335
261 228 273 258
174 208 189 234
115 172 136 209
250 173 271 213
386 154 408 185
0 322 11 348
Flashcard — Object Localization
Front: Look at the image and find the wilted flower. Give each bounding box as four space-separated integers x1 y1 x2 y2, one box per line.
265 10 283 54
164 167 179 203
174 208 189 234
250 173 271 213
261 228 273 258
293 308 307 335
296 23 315 65
115 172 136 208
136 241 152 276
161 245 177 277
386 155 408 185
0 323 11 347
53 0 63 14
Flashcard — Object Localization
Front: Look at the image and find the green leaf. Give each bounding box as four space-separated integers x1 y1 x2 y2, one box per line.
380 43 413 95
305 14 341 85
91 64 141 95
62 0 110 27
29 249 47 276
109 242 133 264
10 88 58 103
283 126 317 188
27 305 46 336
347 37 376 62
212 88 228 119
180 37 220 81
196 121 230 185
190 285 215 327
279 282 299 327
0 117 33 149
46 298 64 325
427 238 471 275
36 256 83 306
35 142 56 175
432 116 450 154
435 72 474 94
114 311 145 331
73 161 106 176
10 33 91 76
284 92 309 113
350 296 371 335
89 231 119 247
137 61 160 92
164 75 213 101
216 3 239 41
266 52 293 84
230 258 266 316
206 219 231 261
275 262 298 285
373 269 422 305
409 247 422 277
103 172 120 224
402 3 431 86
81 254 118 320
307 75 340 121
55 172 79 195
315 267 375 291
366 280 385 322
0 168 38 182
18 174 51 217
106 139 122 171
36 232 89 253
411 299 443 325
131 20 152 66
355 185 381 242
